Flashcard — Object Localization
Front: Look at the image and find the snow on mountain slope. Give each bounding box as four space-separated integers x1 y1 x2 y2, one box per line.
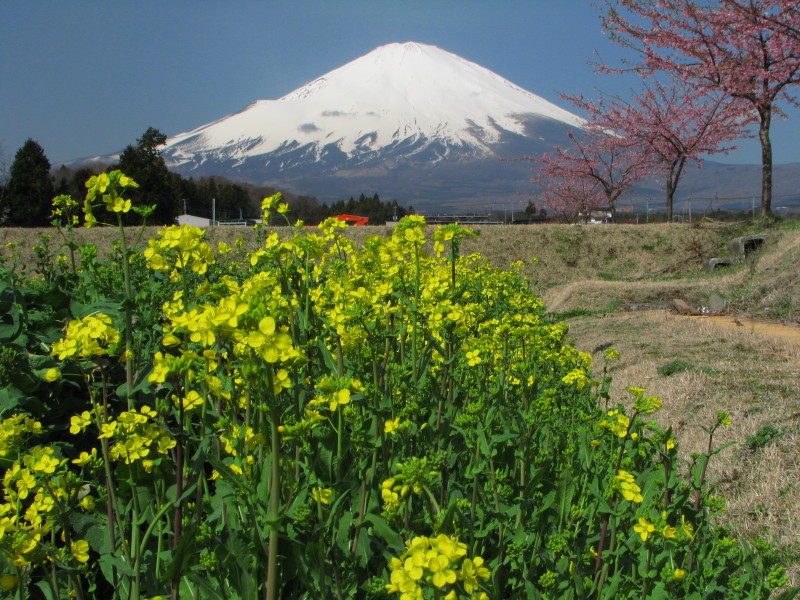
163 42 585 170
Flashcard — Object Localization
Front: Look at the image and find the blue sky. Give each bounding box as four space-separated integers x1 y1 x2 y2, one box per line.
2 1 798 166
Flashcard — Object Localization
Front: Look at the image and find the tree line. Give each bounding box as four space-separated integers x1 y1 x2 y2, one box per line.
0 128 407 227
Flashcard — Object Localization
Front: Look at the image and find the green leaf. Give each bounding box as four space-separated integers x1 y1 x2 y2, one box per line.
34 581 59 600
647 581 671 600
68 299 122 321
0 385 25 414
692 454 709 488
98 552 137 580
363 513 404 550
163 523 197 581
334 510 354 555
587 477 614 516
0 307 22 343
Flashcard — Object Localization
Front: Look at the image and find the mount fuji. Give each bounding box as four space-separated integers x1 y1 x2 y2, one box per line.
160 42 589 210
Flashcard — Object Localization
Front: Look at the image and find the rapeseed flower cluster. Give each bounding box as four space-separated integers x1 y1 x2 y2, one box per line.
308 376 364 412
0 415 42 459
21 204 780 599
629 386 662 414
386 534 490 600
50 193 80 226
143 224 216 280
615 470 644 503
0 420 92 576
597 409 631 438
97 406 176 470
82 170 139 227
561 367 589 390
50 313 120 360
381 457 440 517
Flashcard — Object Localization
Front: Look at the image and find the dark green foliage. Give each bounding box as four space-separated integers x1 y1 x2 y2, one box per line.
0 260 72 418
115 127 181 225
3 139 54 226
657 360 693 376
53 165 100 201
742 425 786 453
1 133 411 228
178 176 256 221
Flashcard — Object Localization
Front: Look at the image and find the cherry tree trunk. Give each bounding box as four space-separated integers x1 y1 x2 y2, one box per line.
758 106 773 216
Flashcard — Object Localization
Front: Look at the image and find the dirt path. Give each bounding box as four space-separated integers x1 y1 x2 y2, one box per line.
689 315 800 346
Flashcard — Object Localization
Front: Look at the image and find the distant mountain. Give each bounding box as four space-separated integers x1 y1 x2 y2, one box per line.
155 41 588 210
628 162 800 214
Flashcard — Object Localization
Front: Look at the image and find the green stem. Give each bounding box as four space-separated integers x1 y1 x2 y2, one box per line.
641 547 651 600
316 506 328 596
266 403 281 600
488 457 505 564
130 474 141 600
422 484 441 517
412 245 421 383
139 498 179 564
93 369 129 589
116 213 135 409
469 442 479 548
15 565 24 600
171 401 186 600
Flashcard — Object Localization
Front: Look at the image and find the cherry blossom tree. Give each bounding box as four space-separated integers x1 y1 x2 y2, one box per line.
530 130 647 222
538 172 606 223
601 0 800 215
568 78 747 221
724 0 800 46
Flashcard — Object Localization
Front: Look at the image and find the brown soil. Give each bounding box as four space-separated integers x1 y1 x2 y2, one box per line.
690 315 800 346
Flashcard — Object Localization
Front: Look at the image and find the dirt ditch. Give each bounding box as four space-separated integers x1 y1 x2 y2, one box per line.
689 314 800 346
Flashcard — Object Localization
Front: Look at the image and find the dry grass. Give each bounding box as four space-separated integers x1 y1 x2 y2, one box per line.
3 218 800 576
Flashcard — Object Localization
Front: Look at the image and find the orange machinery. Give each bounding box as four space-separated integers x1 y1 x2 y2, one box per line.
332 214 369 226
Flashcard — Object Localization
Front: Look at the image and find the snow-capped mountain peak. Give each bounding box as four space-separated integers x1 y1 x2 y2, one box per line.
164 41 585 169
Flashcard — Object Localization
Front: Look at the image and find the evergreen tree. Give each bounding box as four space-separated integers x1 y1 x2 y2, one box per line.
52 165 100 201
3 139 54 227
116 127 180 225
0 139 53 227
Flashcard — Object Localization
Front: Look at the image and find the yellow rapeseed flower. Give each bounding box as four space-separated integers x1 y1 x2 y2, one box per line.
72 449 97 466
0 574 18 591
634 517 655 542
311 487 332 505
43 368 61 382
328 389 351 412
70 539 90 563
69 411 93 435
680 515 695 541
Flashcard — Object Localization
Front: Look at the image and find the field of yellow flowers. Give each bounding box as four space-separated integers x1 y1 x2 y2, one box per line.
0 172 794 599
